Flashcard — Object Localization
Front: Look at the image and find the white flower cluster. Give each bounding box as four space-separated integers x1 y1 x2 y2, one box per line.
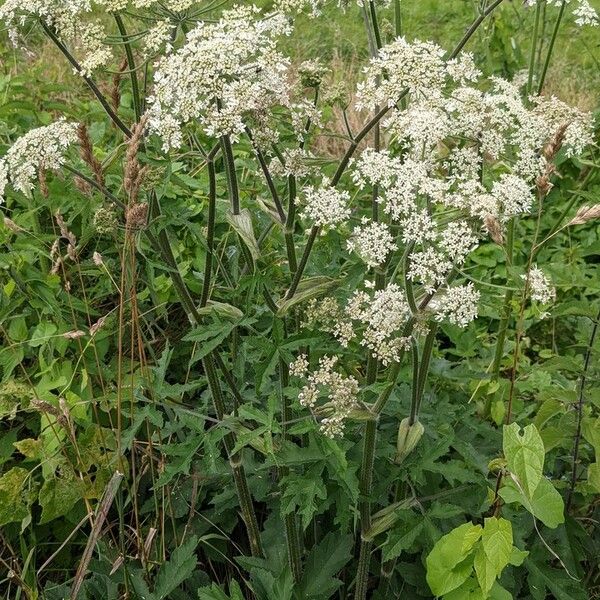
291 354 359 437
275 0 321 16
347 217 396 268
0 0 112 76
346 284 412 364
525 0 598 26
357 38 479 111
0 120 78 203
299 180 350 231
524 266 556 304
430 283 480 327
147 5 292 149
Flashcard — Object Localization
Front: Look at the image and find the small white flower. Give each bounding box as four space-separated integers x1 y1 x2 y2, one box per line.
431 283 480 327
347 217 396 268
299 180 350 231
524 266 556 304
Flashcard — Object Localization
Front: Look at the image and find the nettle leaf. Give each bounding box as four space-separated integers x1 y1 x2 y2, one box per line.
503 422 545 498
383 517 425 562
425 522 482 596
0 467 37 526
299 532 353 598
153 535 198 599
499 477 564 528
280 464 327 530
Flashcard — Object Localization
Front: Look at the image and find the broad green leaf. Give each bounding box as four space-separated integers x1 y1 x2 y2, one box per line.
299 532 353 598
382 519 425 562
503 422 545 498
277 277 339 316
474 545 495 595
154 535 198 599
588 463 600 492
499 477 564 528
509 547 529 566
38 474 85 524
426 522 482 596
0 467 36 526
13 438 41 459
581 417 600 459
481 517 512 575
281 466 327 530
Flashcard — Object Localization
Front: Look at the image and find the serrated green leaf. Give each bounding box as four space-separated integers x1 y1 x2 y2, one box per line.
299 532 353 598
154 535 198 599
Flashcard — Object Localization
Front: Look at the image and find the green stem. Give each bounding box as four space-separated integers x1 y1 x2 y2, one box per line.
203 353 264 557
114 13 141 122
414 323 438 417
408 339 421 425
394 0 402 37
285 176 298 274
200 158 216 309
368 1 383 50
285 226 318 299
246 128 286 222
220 135 240 215
537 0 566 95
527 1 543 95
278 351 303 583
40 20 132 137
566 305 600 511
490 220 515 382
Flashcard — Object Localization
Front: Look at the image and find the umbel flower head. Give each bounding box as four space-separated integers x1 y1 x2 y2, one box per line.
147 5 292 149
291 354 359 438
0 120 78 203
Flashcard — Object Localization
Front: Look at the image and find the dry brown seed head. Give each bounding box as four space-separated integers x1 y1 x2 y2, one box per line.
569 203 600 225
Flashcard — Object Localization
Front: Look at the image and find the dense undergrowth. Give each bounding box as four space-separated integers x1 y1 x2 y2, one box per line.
0 1 599 599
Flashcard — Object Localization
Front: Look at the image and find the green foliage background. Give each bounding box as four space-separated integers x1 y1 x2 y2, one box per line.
0 1 599 599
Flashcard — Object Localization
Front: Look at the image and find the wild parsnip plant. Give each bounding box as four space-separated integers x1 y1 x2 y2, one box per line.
0 0 599 598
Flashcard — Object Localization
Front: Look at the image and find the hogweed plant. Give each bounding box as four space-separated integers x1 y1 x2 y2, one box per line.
0 0 599 598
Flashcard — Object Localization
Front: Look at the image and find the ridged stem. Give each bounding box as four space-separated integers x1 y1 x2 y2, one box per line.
220 135 240 215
